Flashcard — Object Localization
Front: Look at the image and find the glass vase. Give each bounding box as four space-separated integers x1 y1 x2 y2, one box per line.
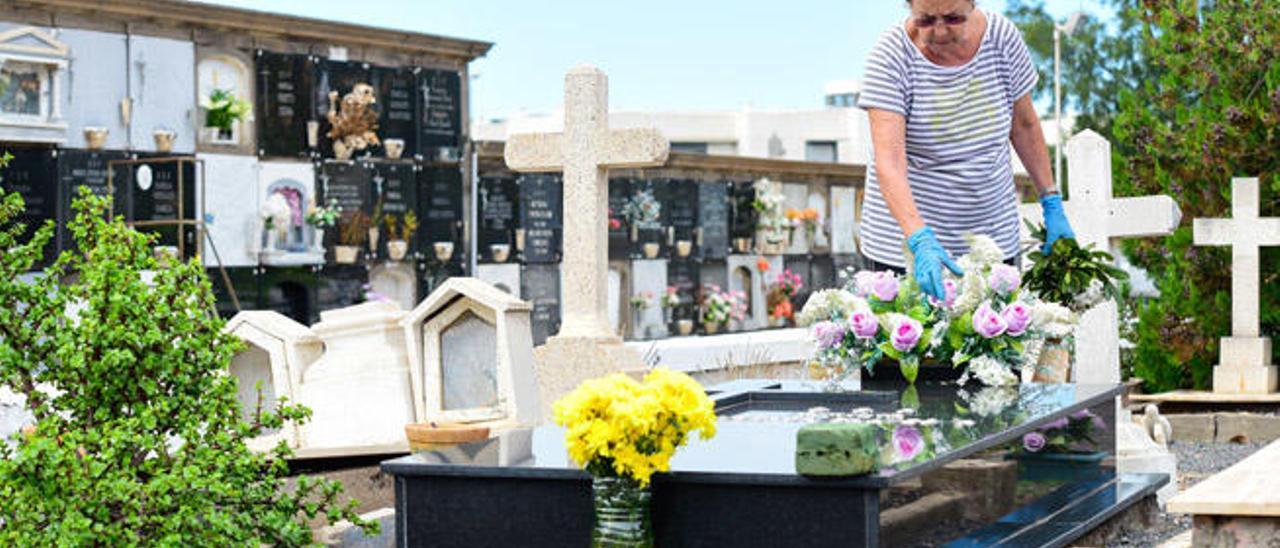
591 476 653 548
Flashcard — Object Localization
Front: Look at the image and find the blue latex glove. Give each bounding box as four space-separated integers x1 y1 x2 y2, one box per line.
907 226 964 301
1040 194 1076 254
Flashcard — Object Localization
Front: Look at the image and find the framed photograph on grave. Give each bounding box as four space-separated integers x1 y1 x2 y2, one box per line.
371 159 419 260
416 68 462 160
56 149 128 253
729 180 759 254
0 27 70 144
419 165 465 265
259 266 319 325
520 263 561 346
518 174 562 264
627 178 668 260
0 146 57 267
479 176 519 264
665 179 699 261
607 177 632 261
698 181 731 260
373 67 418 156
255 51 315 158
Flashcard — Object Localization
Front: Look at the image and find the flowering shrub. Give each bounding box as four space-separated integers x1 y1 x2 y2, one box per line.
553 368 717 486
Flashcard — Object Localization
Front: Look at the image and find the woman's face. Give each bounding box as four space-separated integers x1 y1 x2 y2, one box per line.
908 0 977 49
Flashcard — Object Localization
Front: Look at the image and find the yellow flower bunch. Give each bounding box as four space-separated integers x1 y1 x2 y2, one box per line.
553 368 717 487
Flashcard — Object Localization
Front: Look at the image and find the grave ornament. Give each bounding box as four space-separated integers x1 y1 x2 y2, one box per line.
326 83 380 160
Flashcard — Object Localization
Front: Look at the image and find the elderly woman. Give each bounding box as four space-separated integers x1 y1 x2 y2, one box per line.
858 0 1074 300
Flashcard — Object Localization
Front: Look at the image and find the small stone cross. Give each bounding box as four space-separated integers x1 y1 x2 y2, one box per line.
505 66 668 340
1194 177 1280 393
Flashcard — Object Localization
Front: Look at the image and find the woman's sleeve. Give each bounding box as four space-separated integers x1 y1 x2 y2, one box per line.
857 33 910 116
1002 19 1039 104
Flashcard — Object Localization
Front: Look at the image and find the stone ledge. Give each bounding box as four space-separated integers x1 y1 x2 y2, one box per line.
624 328 815 373
1169 440 1280 516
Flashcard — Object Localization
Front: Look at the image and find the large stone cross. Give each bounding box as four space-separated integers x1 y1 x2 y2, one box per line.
1020 130 1182 384
505 65 669 340
1194 177 1280 393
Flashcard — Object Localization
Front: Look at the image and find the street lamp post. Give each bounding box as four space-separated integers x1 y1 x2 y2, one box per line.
1054 11 1085 192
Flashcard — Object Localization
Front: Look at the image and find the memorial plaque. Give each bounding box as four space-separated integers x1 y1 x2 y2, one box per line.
730 180 758 246
315 59 375 160
478 176 519 263
0 147 56 266
666 179 699 260
417 69 462 155
256 51 314 158
518 174 562 264
318 161 374 216
372 160 419 257
628 178 667 260
440 312 500 410
259 266 319 325
56 149 128 252
375 67 419 154
119 154 198 252
316 264 369 316
666 259 700 330
520 264 561 346
419 165 464 263
698 182 730 260
607 177 631 261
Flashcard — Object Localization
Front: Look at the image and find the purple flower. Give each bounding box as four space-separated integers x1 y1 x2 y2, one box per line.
1002 302 1032 336
988 264 1021 295
928 279 958 309
848 309 879 339
870 271 900 302
1023 432 1046 453
1071 409 1093 420
1092 415 1108 431
972 303 1008 339
812 321 845 349
852 271 877 297
894 425 924 460
1044 418 1069 431
891 317 923 352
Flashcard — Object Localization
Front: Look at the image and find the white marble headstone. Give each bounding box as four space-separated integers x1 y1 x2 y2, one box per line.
830 186 858 255
198 153 260 267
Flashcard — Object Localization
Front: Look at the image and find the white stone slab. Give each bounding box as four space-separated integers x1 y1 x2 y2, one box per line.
626 327 816 372
608 264 623 336
830 186 858 254
257 161 319 262
631 259 668 339
476 263 522 297
197 153 259 267
783 183 809 254
60 28 129 150
127 35 196 153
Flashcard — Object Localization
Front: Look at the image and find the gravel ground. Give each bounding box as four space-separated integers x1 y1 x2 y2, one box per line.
1107 440 1269 548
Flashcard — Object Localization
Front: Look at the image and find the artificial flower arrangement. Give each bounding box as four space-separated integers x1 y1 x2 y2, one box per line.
261 193 292 240
305 199 342 229
621 189 662 230
766 269 804 326
629 291 655 311
201 88 253 133
798 234 1057 386
659 286 680 309
1020 408 1107 455
701 284 747 331
751 179 788 244
553 368 716 545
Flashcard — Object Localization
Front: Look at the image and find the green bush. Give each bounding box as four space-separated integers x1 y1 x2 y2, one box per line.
1112 0 1278 392
0 184 374 545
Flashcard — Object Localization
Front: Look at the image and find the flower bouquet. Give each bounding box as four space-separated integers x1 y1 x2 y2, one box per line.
659 286 680 324
305 199 342 251
766 269 803 327
554 368 716 547
701 284 746 335
752 179 788 252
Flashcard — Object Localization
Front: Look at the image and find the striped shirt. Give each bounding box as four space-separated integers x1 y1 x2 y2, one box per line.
857 10 1037 268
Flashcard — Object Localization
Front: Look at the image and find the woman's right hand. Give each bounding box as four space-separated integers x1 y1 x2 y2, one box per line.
907 226 964 301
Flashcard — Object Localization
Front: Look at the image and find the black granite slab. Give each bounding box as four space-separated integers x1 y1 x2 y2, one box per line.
1 146 57 266
478 176 519 264
256 51 315 159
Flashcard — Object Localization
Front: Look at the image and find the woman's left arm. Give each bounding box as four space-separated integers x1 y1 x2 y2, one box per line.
1008 94 1055 196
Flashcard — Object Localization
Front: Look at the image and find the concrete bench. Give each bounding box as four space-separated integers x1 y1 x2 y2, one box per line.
1168 439 1280 545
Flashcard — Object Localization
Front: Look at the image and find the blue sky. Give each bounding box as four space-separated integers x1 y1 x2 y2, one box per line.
205 0 1109 121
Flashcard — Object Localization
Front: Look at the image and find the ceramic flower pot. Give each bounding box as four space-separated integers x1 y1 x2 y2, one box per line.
153 129 177 153
733 237 752 254
334 245 360 264
384 138 406 159
675 240 693 258
642 243 660 259
676 319 694 336
434 241 455 262
312 227 326 251
490 244 511 263
388 240 409 261
83 127 109 150
703 321 720 335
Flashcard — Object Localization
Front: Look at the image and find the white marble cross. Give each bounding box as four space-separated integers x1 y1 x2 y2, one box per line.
1019 130 1183 384
505 66 668 340
1194 177 1280 393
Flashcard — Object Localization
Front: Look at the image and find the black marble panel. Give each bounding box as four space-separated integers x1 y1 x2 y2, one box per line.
478 176 519 264
666 259 700 329
259 266 318 325
371 160 418 258
55 149 128 252
607 177 631 261
417 69 462 157
521 263 560 345
628 178 668 260
208 267 260 320
0 146 57 266
316 264 370 316
314 59 375 159
518 174 562 264
374 66 418 154
698 181 730 260
665 179 699 260
255 51 315 158
117 154 198 253
418 259 466 300
418 165 464 264
730 180 758 252
318 161 375 231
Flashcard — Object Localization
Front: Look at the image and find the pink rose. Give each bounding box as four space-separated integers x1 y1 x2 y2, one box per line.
849 310 879 339
973 302 1008 339
852 271 877 297
1002 302 1032 336
988 264 1021 295
812 321 845 349
871 271 899 302
894 425 924 460
1023 432 1046 452
891 317 923 352
928 279 958 309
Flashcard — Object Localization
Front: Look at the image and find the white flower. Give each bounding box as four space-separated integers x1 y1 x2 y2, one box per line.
262 193 292 236
959 385 1019 417
796 289 868 326
958 233 1005 271
965 355 1019 387
1033 300 1077 340
1070 279 1108 313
